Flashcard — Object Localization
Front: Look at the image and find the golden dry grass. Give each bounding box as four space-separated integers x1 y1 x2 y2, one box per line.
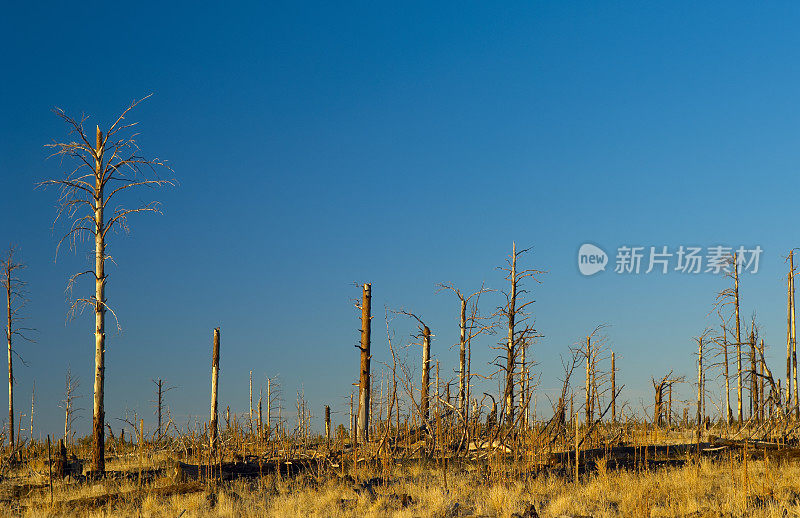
2 454 800 517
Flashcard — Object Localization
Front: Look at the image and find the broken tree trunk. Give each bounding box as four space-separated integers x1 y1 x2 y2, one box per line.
792 251 798 419
420 324 431 426
210 328 220 451
505 242 517 423
611 351 616 423
697 336 703 443
585 336 592 425
750 329 757 421
458 297 467 418
723 325 732 426
4 254 13 448
357 283 371 444
324 405 331 443
734 256 743 425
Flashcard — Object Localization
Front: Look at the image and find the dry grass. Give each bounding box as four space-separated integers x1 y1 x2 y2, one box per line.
2 454 800 517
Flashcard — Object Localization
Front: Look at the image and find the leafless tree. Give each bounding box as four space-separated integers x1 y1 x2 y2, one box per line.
39 95 173 472
151 378 174 441
60 368 81 447
355 283 371 443
397 309 434 428
436 282 495 421
713 255 744 425
495 243 544 427
2 246 33 448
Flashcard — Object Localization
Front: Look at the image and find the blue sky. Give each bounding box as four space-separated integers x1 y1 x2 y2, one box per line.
1 2 800 437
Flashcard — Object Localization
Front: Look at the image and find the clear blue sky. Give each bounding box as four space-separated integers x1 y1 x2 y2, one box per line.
1 2 799 437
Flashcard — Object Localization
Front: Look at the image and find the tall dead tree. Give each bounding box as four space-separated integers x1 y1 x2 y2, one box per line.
787 258 793 415
210 327 220 450
356 283 371 443
790 250 798 418
41 96 173 472
750 326 757 420
2 247 29 448
585 336 592 425
497 243 544 426
733 255 743 424
714 256 744 425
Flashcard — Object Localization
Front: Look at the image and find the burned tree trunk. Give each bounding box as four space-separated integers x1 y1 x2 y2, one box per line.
585 336 592 425
91 126 107 472
722 325 732 426
210 327 220 450
696 335 704 442
357 283 371 444
459 298 467 417
505 243 517 423
611 351 616 423
420 324 431 426
734 257 743 425
41 98 173 473
750 329 757 421
792 251 798 419
324 405 331 443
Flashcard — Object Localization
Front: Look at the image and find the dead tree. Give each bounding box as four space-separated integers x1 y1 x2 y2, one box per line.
40 96 173 472
325 405 331 443
397 310 434 427
733 255 743 424
437 283 494 422
356 283 372 443
695 330 711 441
789 250 798 418
714 256 744 425
210 327 221 450
652 372 684 426
787 257 793 415
496 243 544 427
2 247 31 448
60 368 81 446
720 324 733 425
611 351 616 423
749 325 758 421
152 378 174 441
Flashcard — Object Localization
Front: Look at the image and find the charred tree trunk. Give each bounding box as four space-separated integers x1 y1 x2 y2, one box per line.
734 257 743 425
210 327 220 450
697 336 703 442
585 336 592 425
324 405 331 443
91 126 106 473
611 351 616 423
156 379 163 440
4 256 13 448
723 325 732 426
420 325 431 426
788 262 793 415
505 243 517 423
792 251 798 419
750 329 757 421
357 283 371 444
458 298 467 418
